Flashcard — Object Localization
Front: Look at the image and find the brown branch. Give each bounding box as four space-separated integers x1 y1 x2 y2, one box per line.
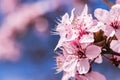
102 50 120 56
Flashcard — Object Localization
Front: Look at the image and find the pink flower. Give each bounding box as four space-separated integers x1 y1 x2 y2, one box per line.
56 41 102 79
62 41 102 63
56 50 90 75
55 4 103 80
55 5 102 50
94 4 120 39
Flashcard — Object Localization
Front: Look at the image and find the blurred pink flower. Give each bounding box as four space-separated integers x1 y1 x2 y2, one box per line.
94 4 120 39
0 0 61 61
0 35 20 61
0 0 18 14
34 17 49 34
116 0 120 4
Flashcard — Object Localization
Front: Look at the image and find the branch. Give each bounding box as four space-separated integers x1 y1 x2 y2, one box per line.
102 50 120 56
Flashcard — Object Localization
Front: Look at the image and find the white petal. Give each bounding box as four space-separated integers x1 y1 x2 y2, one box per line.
104 25 115 37
110 40 120 53
70 8 75 22
86 45 101 59
94 8 109 23
63 56 77 73
110 4 120 18
81 4 88 16
77 58 90 74
61 13 71 24
95 55 103 64
115 29 120 40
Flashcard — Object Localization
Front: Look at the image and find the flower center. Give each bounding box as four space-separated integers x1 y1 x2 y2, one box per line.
110 21 120 29
79 29 86 36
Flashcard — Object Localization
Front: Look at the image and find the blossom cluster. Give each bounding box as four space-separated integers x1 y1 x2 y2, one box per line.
54 4 120 80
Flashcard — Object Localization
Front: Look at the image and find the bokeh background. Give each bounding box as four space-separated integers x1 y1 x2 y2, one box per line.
0 0 120 80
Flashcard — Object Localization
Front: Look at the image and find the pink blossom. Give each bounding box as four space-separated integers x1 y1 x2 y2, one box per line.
62 41 102 62
55 5 103 79
56 41 102 79
56 53 90 79
55 5 102 50
94 4 120 39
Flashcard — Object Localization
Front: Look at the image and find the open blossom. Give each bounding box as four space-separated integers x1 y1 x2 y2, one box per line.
94 4 120 39
55 5 103 50
55 5 104 80
95 4 120 54
56 40 102 80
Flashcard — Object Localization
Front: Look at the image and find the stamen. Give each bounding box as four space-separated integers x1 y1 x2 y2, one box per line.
110 21 120 29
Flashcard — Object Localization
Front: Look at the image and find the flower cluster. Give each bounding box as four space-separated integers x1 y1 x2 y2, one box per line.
54 4 120 80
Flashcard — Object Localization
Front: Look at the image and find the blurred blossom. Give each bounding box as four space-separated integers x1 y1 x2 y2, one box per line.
116 0 120 4
0 0 62 61
34 17 49 34
0 0 19 14
0 35 20 61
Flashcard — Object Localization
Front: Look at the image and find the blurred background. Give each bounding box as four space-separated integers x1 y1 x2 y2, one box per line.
0 0 120 80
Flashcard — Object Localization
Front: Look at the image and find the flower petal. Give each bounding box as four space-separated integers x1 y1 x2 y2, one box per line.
115 29 120 40
110 40 120 53
95 55 103 64
81 4 88 16
110 4 120 18
94 8 109 23
77 58 90 74
63 55 77 73
86 45 101 59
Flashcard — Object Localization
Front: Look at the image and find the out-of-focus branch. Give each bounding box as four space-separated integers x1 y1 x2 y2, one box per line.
103 0 114 7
